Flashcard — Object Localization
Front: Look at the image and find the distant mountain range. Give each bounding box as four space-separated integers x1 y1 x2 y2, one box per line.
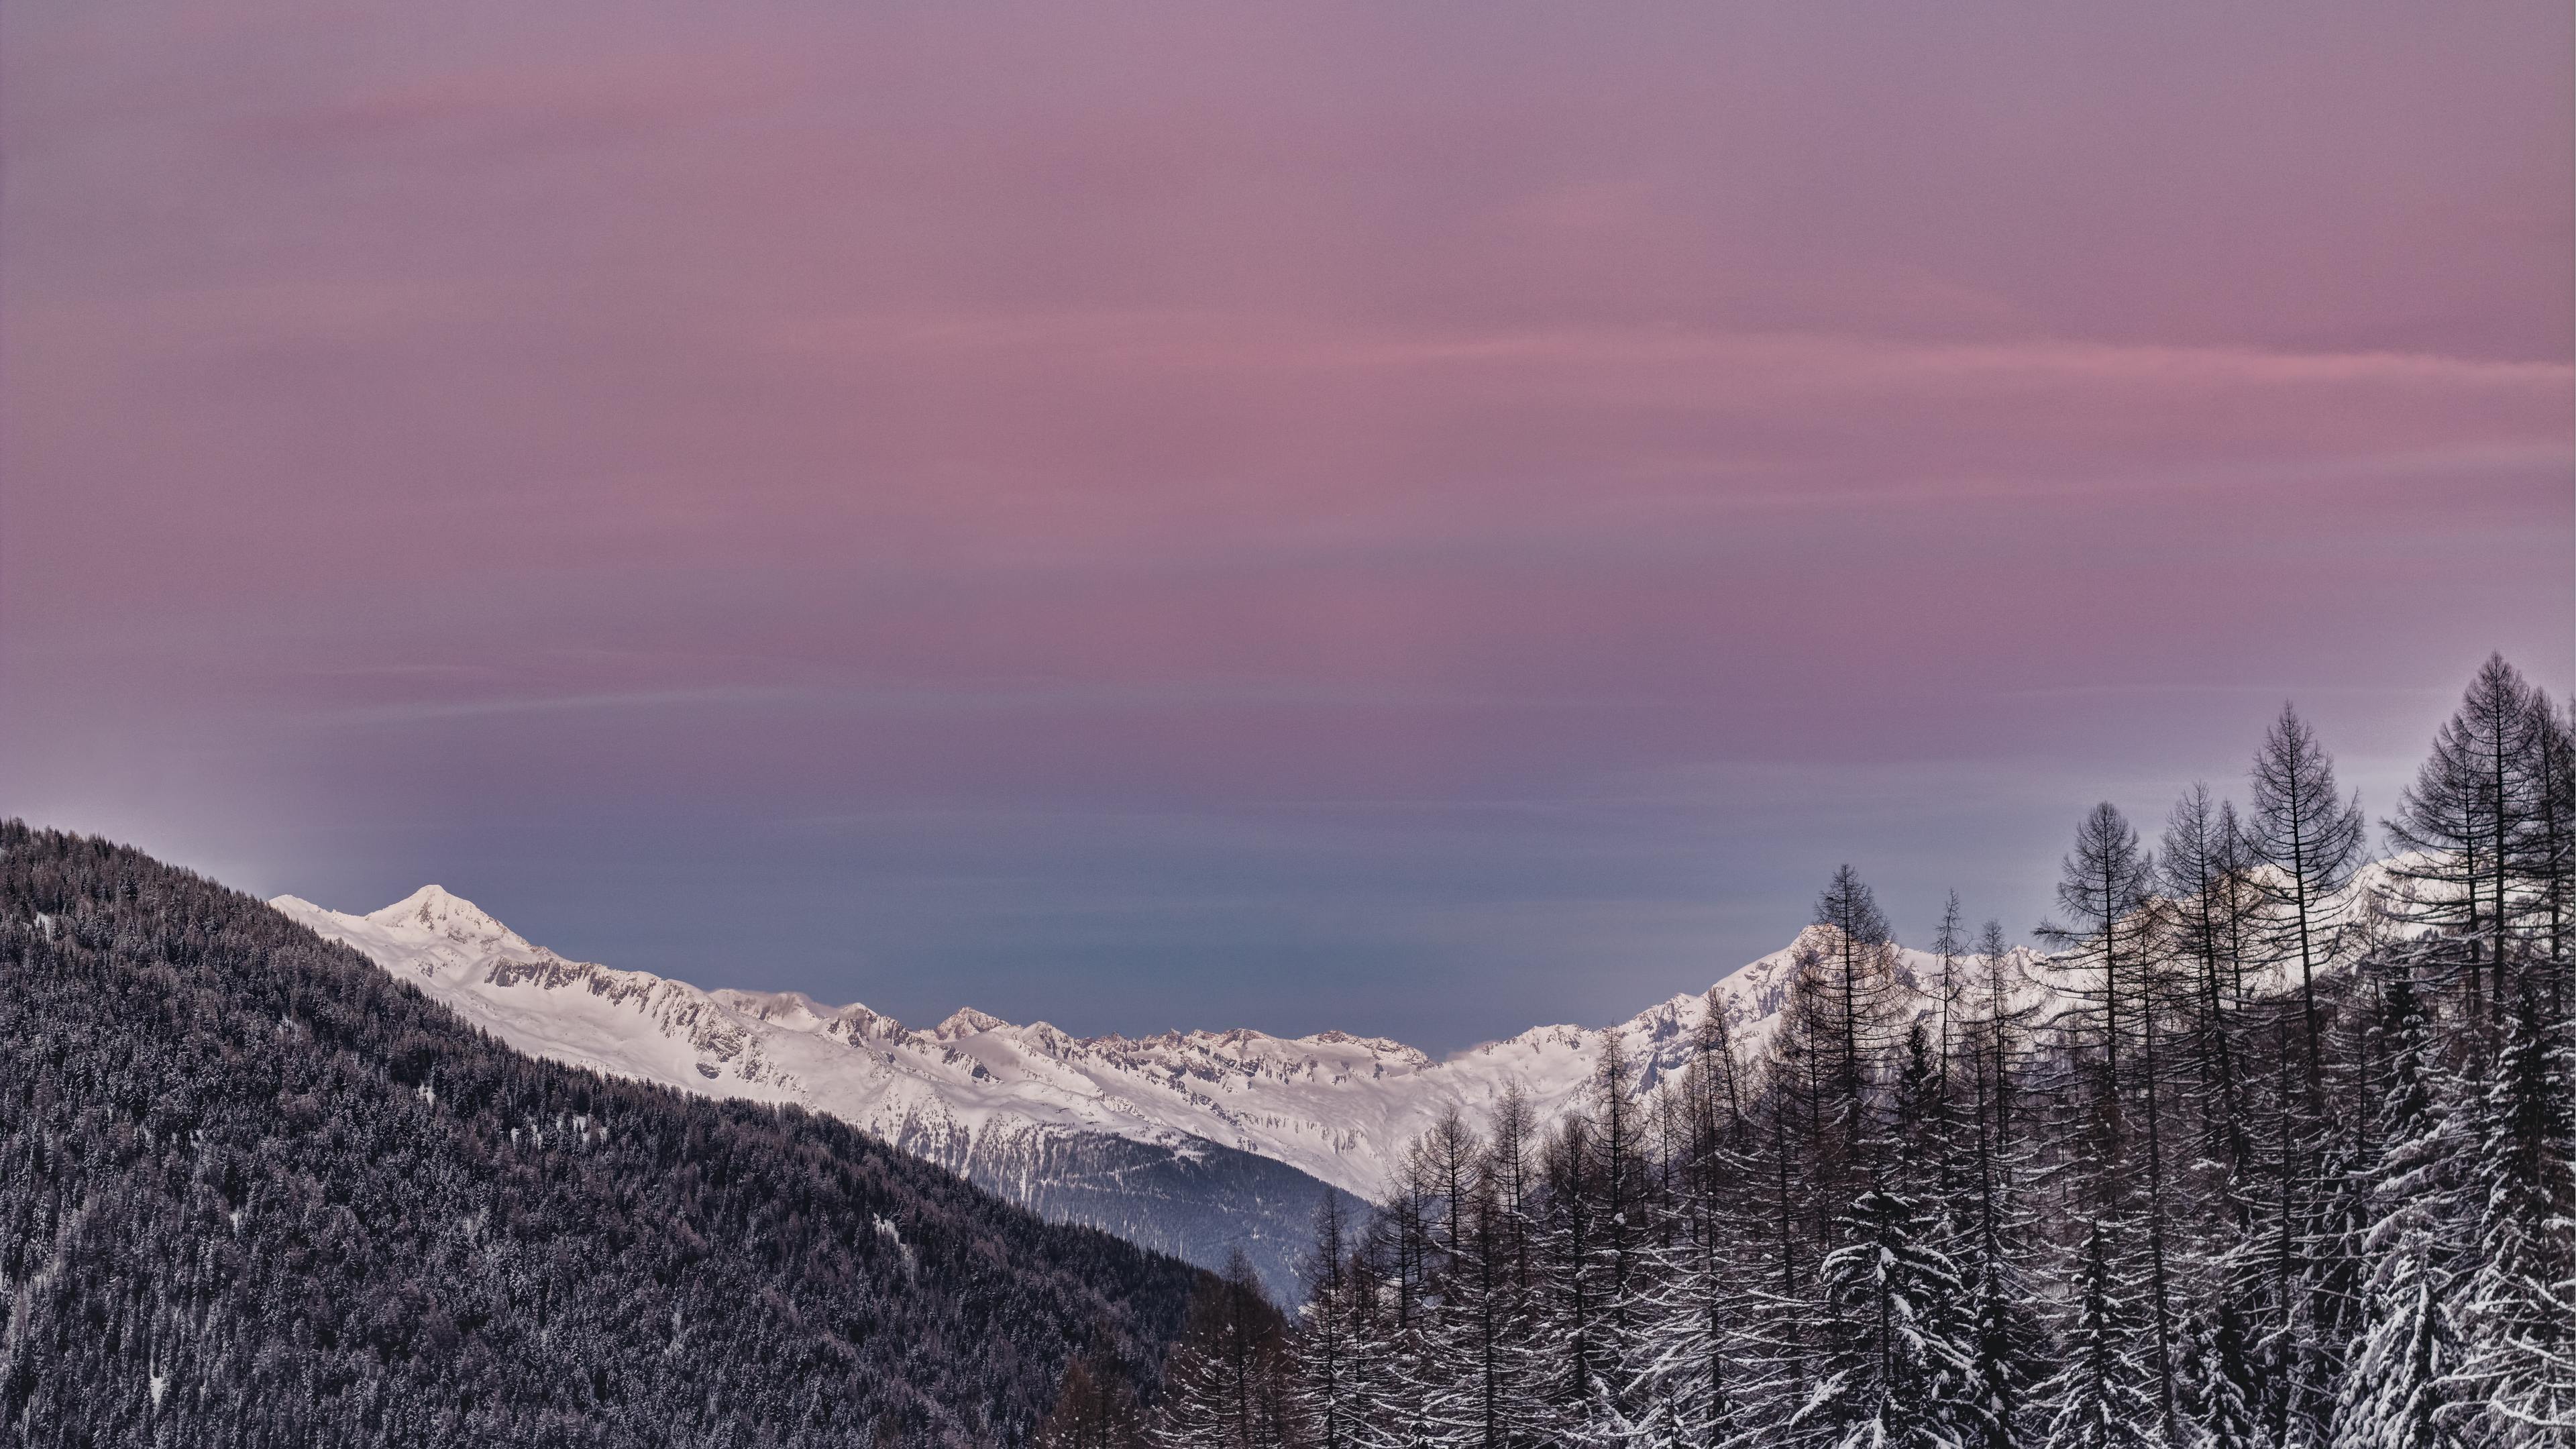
276 864 2395 1297
272 883 2050 1293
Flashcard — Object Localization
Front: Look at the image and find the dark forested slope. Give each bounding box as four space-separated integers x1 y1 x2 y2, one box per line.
0 824 1200 1448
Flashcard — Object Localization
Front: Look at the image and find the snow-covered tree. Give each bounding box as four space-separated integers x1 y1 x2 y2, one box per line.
2453 981 2576 1446
2177 1300 2263 1449
2163 783 2255 1185
2038 1223 2155 1449
1798 1184 1975 1449
2328 1247 2467 1449
2327 969 2472 1449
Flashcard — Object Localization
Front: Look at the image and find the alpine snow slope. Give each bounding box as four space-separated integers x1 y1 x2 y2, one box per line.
274 870 2390 1295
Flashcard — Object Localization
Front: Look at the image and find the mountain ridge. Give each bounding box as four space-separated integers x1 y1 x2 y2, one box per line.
272 884 2006 1204
273 861 2396 1293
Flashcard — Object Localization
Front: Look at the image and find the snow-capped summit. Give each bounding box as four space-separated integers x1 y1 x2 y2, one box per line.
934 1007 1010 1040
368 884 527 949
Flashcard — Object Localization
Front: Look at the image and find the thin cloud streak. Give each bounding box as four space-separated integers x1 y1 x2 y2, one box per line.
306 679 1659 729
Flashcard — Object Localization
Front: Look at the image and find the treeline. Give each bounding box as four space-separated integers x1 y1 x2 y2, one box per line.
1065 653 2575 1449
0 824 1201 1448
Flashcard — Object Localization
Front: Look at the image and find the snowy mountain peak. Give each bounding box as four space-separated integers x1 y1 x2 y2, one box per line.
935 1007 1010 1040
364 884 525 950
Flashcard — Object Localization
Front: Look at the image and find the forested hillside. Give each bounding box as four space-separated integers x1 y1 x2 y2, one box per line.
0 825 1201 1448
1118 654 2576 1449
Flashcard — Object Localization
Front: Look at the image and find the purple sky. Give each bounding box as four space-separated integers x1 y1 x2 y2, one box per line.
5 1 2569 1051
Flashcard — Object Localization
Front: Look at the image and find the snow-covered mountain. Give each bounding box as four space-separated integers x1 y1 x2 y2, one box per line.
273 885 1897 1203
270 868 2389 1290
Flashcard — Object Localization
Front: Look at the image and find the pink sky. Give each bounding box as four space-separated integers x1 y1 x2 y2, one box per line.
4 0 2569 1047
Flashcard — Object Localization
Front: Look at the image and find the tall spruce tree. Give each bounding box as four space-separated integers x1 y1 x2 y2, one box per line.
2455 979 2576 1446
2327 971 2470 1449
2176 1302 2264 1449
1800 1184 1976 1449
2040 1222 2155 1449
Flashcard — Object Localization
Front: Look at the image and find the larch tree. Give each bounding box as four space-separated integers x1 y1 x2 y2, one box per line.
2514 692 2576 1008
1152 1252 1293 1449
1811 865 1904 1175
2162 784 2253 1189
1928 892 1972 1205
2245 702 2367 1101
1292 1195 1364 1449
2037 801 2179 1436
2037 802 2158 1161
2385 654 2540 1025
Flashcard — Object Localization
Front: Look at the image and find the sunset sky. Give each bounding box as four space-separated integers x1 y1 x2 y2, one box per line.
5 1 2569 1050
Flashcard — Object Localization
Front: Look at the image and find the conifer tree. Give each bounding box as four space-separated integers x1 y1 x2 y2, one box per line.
1960 1254 2044 1449
2245 703 2367 1097
1930 893 1972 1201
2518 693 2576 1008
1623 990 1751 1448
1489 1084 1539 1303
1746 1032 1823 1421
1294 1195 1365 1449
1536 1112 1603 1427
1152 1252 1293 1449
1813 865 1902 1167
2037 802 2156 1161
1453 1138 1527 1449
1892 1020 1945 1201
2455 980 2576 1446
1969 918 2033 1210
1592 1038 1648 1386
2176 1302 2263 1449
2163 784 2253 1185
1801 1183 1975 1449
2040 1223 2154 1449
2328 971 2471 1449
2037 803 2180 1432
1036 1350 1146 1449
